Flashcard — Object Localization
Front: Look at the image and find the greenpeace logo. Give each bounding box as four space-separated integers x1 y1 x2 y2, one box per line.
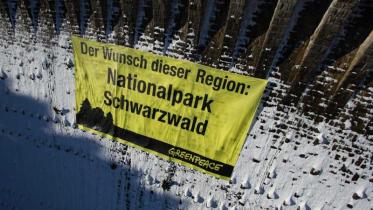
168 148 223 172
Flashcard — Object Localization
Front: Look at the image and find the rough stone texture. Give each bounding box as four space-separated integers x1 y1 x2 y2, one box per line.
0 0 372 209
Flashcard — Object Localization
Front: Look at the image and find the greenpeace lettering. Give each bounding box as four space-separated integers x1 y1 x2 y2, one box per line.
72 36 267 179
168 148 223 172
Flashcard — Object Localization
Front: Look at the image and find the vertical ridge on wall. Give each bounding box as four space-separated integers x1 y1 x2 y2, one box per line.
36 0 55 45
200 0 244 69
63 0 79 34
217 0 247 70
163 0 188 55
276 0 333 82
150 0 166 53
23 0 40 32
48 0 66 35
15 0 33 35
2 0 17 29
328 33 373 120
283 0 360 108
253 0 298 78
0 0 10 33
300 0 373 118
99 0 121 37
198 0 231 66
133 0 152 48
113 0 139 46
234 0 279 74
178 0 204 61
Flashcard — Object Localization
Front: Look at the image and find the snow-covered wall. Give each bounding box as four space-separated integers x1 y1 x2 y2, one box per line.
0 0 372 209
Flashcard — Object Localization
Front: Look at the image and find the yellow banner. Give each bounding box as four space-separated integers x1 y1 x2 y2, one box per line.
72 36 267 179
